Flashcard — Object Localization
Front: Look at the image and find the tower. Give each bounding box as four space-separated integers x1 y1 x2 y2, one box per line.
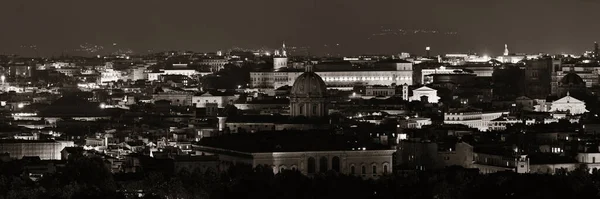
594 41 599 58
504 44 509 56
289 65 328 118
402 84 409 101
282 42 287 57
273 42 288 71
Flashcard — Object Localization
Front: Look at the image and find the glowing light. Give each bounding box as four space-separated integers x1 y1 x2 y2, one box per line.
99 103 106 109
0 75 5 84
17 103 24 109
426 47 430 51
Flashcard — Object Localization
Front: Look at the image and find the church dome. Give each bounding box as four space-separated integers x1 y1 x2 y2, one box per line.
290 66 327 98
560 73 585 86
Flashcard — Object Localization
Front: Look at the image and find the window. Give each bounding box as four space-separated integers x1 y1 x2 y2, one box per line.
350 165 355 174
332 156 340 172
360 165 367 175
307 157 316 174
594 157 596 163
319 157 328 172
299 104 304 114
383 165 388 174
312 105 318 115
372 165 377 174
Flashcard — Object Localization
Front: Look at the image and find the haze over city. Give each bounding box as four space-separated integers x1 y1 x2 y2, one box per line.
2 0 600 56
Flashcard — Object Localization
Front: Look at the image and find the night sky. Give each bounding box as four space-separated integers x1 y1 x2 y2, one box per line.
1 0 599 56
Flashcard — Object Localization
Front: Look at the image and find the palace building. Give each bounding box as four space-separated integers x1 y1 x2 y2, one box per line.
251 60 413 90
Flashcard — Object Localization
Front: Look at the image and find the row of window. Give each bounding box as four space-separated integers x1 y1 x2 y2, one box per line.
305 156 389 175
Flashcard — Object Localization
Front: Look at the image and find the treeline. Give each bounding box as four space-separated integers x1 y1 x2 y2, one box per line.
2 156 600 199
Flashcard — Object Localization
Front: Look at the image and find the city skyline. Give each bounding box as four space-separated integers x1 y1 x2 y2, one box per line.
2 0 600 56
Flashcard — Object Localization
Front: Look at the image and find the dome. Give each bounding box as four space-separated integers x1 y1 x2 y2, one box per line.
560 73 585 86
290 68 327 98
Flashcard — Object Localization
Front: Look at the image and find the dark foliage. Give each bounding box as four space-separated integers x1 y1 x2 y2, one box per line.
3 158 600 199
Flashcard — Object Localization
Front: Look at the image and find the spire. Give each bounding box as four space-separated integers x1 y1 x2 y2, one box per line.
504 44 509 56
305 65 314 72
282 41 287 57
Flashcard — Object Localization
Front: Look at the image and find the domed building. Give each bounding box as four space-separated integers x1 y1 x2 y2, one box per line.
557 73 587 97
290 66 328 118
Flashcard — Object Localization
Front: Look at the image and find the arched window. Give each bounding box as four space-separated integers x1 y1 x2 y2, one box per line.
383 165 389 174
299 104 304 114
332 156 340 172
312 105 318 115
307 157 316 174
361 165 366 175
350 165 356 174
372 165 377 174
319 157 328 172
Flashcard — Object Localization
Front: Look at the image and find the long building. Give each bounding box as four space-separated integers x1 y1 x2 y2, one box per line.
0 140 74 160
251 60 413 90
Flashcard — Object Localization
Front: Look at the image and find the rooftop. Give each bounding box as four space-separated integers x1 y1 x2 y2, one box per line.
198 130 389 153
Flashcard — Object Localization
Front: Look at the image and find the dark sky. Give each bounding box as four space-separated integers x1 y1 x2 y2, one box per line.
1 0 599 56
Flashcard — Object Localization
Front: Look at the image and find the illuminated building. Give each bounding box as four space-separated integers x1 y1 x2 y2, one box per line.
551 61 600 95
409 86 440 103
250 60 413 90
444 109 508 131
365 85 396 97
199 58 228 72
148 69 207 81
496 44 526 64
273 42 288 71
13 95 111 124
53 68 80 77
198 132 394 178
9 64 33 77
0 140 74 160
542 92 587 115
99 69 122 83
192 92 238 108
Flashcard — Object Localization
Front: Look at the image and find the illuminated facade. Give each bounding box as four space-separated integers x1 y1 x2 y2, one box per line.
549 93 587 115
201 146 394 178
99 69 122 83
409 86 440 103
199 58 228 72
251 70 413 89
192 93 238 108
444 110 508 131
148 69 204 81
273 42 288 71
0 140 74 160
